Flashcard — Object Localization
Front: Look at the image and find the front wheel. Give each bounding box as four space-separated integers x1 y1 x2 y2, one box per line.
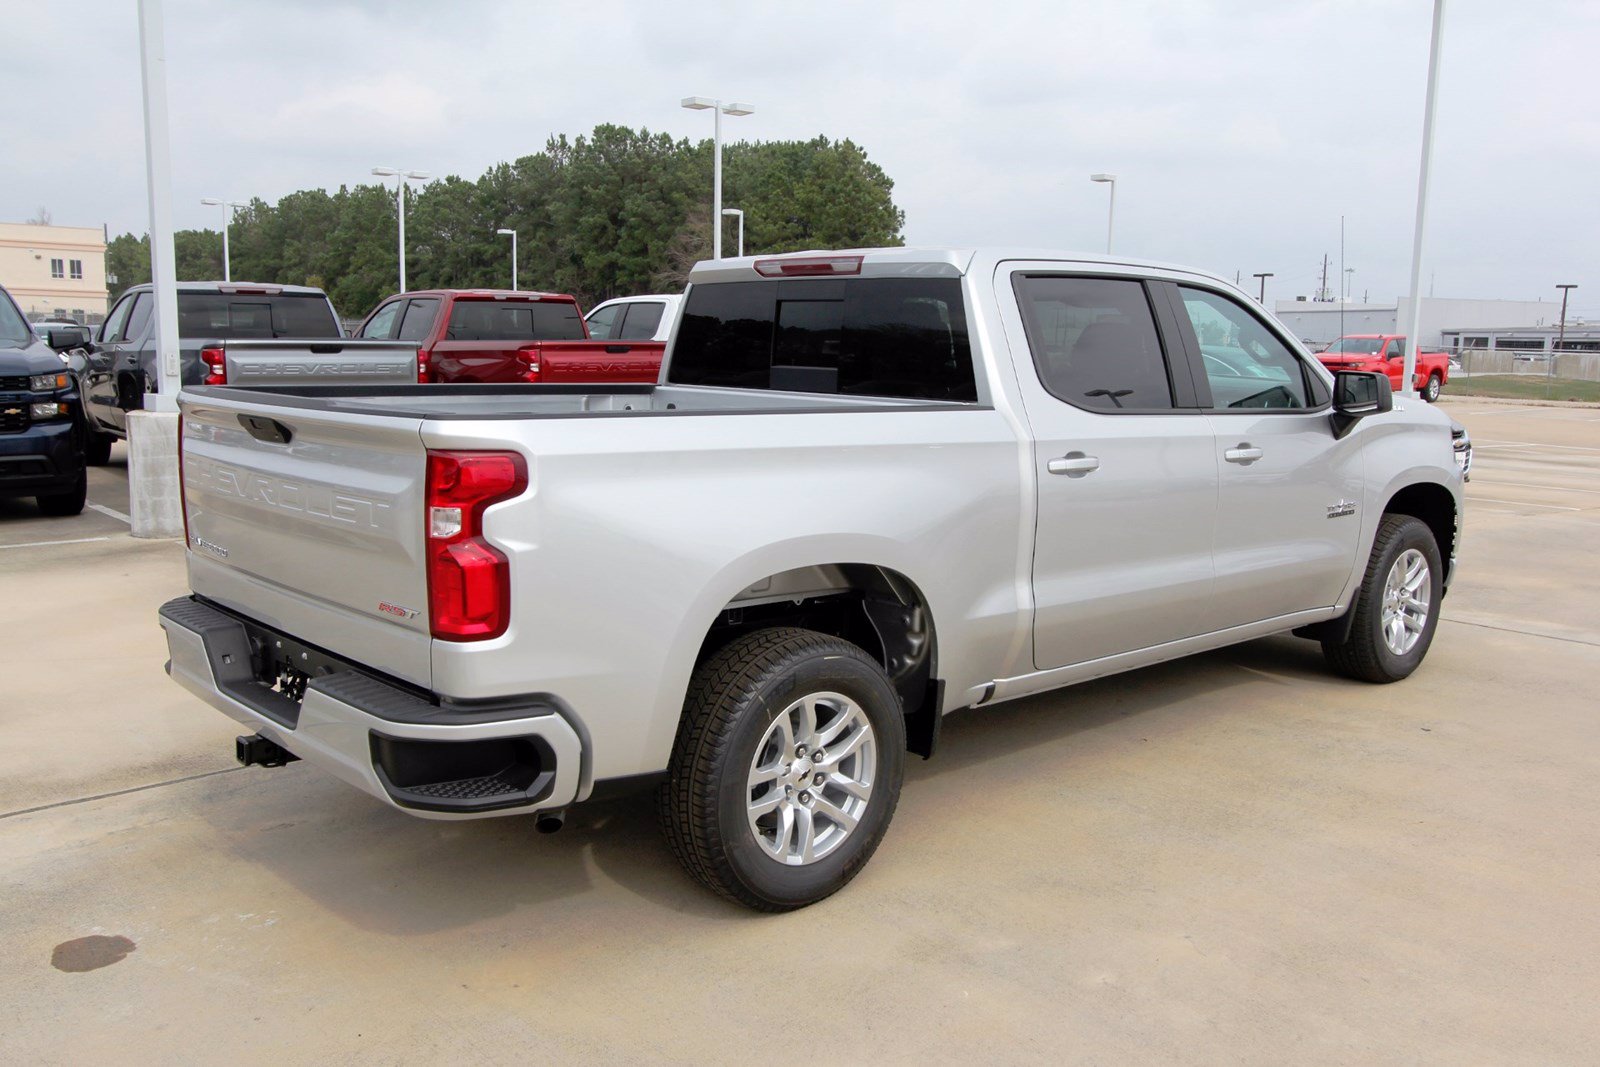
1423 373 1443 402
1323 515 1443 683
659 627 906 911
37 468 87 517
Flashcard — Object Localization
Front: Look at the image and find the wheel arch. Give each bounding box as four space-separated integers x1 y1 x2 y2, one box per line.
1383 480 1457 578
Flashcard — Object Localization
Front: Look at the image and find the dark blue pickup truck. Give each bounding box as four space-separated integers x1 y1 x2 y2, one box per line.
0 285 88 516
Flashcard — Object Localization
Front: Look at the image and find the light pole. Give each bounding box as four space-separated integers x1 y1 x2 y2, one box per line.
1400 0 1447 398
681 97 754 259
496 228 518 290
1089 173 1116 254
200 197 245 282
1253 272 1274 303
1344 266 1355 301
722 208 745 258
371 166 430 292
1555 284 1578 351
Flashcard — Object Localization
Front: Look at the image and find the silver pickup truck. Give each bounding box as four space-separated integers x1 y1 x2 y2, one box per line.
159 248 1463 910
73 282 416 464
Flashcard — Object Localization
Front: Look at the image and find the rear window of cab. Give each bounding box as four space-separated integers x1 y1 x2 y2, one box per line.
444 299 586 342
669 278 977 402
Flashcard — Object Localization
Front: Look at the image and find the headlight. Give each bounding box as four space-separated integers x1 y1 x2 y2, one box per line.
30 401 68 419
30 372 69 392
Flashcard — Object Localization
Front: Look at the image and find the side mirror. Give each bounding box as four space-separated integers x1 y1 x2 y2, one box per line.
1331 370 1392 438
47 326 91 351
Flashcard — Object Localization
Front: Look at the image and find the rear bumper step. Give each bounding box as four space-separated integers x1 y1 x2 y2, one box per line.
160 596 582 820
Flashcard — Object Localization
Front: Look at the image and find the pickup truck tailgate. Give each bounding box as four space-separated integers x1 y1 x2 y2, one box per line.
179 391 434 687
223 339 420 387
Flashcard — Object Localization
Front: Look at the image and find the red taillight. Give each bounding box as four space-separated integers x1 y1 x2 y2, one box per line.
417 347 432 383
515 344 541 383
753 255 863 277
425 450 527 641
200 346 226 386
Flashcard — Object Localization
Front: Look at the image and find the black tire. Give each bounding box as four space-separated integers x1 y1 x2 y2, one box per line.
84 429 113 466
659 627 906 911
37 468 87 517
1423 373 1442 402
1323 515 1443 683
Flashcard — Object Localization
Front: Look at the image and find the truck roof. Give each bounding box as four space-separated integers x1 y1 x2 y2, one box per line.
686 247 1243 292
393 289 576 302
123 281 332 296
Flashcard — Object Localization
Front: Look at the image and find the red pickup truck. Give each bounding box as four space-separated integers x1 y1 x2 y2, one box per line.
353 290 664 385
1316 334 1450 402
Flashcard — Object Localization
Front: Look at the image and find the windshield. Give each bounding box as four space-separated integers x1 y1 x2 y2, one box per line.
1327 337 1384 355
0 289 33 346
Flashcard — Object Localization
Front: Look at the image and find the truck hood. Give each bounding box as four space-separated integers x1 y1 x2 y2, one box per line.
0 337 66 376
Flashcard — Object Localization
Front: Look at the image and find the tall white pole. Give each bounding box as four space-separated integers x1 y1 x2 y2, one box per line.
1401 0 1446 398
737 211 744 257
712 105 723 261
396 176 407 292
220 206 231 283
136 0 179 411
1105 180 1116 255
511 230 517 291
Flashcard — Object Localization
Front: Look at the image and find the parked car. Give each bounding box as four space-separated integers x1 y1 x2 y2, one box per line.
584 293 682 343
0 286 88 515
353 289 664 384
69 281 415 464
159 247 1463 910
1317 334 1451 401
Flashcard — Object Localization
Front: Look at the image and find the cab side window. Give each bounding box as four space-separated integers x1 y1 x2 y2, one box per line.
99 293 135 342
360 301 403 339
1178 287 1310 410
586 304 621 340
397 299 440 342
1014 275 1174 411
123 292 154 343
1385 338 1405 360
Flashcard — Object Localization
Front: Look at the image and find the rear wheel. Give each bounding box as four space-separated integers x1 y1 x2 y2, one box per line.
37 468 87 517
659 627 906 911
1323 515 1443 683
1423 373 1443 402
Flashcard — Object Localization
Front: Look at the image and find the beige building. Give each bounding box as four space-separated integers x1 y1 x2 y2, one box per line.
0 221 109 323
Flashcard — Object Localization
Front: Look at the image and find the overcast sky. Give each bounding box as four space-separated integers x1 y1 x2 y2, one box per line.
5 0 1596 313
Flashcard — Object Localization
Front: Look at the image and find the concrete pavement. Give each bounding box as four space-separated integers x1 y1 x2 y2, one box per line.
2 403 1597 1063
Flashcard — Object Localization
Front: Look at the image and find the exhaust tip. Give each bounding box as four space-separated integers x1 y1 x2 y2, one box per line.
535 810 566 834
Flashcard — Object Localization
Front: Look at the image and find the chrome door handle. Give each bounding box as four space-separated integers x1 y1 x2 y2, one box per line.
1224 445 1264 464
1047 453 1100 476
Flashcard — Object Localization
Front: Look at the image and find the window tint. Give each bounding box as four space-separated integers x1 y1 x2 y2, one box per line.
360 301 402 338
397 298 440 342
1385 338 1404 360
0 288 29 345
1014 275 1172 411
586 304 621 339
99 294 135 343
669 278 976 402
175 293 341 339
616 301 665 340
1178 287 1310 410
444 299 585 341
125 292 153 341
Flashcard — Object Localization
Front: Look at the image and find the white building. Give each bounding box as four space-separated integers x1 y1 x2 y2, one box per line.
0 221 109 322
1272 297 1558 350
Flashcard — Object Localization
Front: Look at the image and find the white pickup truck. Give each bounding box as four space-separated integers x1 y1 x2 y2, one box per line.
160 248 1463 910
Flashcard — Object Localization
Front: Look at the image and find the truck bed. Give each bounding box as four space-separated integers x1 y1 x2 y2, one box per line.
182 381 963 420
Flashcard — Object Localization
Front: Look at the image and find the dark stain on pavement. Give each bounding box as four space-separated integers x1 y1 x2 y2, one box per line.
51 935 136 972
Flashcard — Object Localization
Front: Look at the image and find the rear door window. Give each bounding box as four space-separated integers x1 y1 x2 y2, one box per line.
397 298 441 342
616 301 665 340
1013 275 1174 411
669 278 976 402
443 299 585 341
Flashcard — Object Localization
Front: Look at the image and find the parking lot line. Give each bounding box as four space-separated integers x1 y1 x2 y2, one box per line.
87 502 131 524
1464 496 1582 511
0 536 112 551
1471 479 1600 495
1474 440 1600 452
